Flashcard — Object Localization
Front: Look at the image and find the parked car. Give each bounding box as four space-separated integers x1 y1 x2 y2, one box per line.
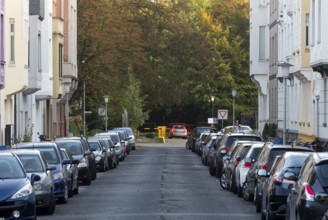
201 133 220 165
234 141 264 198
214 132 263 177
219 141 253 192
194 132 210 156
186 126 217 152
87 139 109 172
95 132 125 161
252 143 314 213
55 140 93 186
168 124 188 139
60 148 79 197
0 151 40 219
89 136 118 169
12 142 70 204
114 127 136 150
260 151 312 220
208 135 222 176
111 129 130 155
55 136 97 180
286 152 328 220
13 149 57 215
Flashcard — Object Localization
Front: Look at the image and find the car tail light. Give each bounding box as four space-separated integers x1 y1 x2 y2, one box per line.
304 183 315 200
221 147 229 152
183 129 187 133
244 162 252 167
261 163 268 170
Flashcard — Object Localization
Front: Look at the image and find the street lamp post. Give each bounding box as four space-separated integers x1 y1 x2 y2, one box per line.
211 96 215 118
232 89 236 130
104 96 109 131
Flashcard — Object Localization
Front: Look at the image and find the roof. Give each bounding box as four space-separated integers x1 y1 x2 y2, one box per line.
312 152 328 165
10 149 42 155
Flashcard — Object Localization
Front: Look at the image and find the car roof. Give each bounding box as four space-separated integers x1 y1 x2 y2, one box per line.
265 143 313 151
0 151 15 156
55 139 81 143
283 151 313 158
13 142 58 148
10 149 42 155
312 152 328 165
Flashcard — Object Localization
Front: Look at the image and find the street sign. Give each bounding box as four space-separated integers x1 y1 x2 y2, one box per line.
208 118 218 124
218 109 228 120
98 108 105 116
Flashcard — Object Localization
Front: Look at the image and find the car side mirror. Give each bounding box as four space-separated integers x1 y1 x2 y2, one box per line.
62 159 71 165
30 174 41 186
257 169 269 177
72 159 79 165
84 151 92 156
47 164 57 171
284 172 297 181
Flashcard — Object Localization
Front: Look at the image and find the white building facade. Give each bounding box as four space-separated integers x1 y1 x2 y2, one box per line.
251 0 323 143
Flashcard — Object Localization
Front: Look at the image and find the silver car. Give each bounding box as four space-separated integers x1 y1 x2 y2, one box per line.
95 132 124 161
13 149 56 215
234 141 264 197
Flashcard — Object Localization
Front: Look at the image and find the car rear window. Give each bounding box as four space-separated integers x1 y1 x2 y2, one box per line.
268 149 311 170
226 136 262 148
174 125 185 129
315 162 328 187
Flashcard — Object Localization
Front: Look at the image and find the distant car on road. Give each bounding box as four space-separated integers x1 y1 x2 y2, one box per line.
168 124 188 139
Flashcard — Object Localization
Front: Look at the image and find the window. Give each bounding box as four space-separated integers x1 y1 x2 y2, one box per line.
259 26 266 60
318 0 321 42
305 13 309 46
38 32 41 71
312 0 315 45
59 43 63 78
9 18 15 64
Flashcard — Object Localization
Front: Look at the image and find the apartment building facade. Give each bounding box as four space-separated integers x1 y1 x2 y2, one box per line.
250 0 325 143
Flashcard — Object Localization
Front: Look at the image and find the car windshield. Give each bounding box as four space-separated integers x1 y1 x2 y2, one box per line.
0 155 25 179
98 140 109 150
226 136 262 147
17 155 44 173
61 150 69 160
89 142 101 151
56 142 83 156
109 134 120 143
38 148 60 164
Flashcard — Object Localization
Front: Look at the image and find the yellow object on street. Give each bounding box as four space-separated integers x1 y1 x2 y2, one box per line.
157 126 166 143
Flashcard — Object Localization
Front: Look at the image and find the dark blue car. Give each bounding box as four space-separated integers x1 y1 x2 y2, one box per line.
0 151 40 219
12 142 70 204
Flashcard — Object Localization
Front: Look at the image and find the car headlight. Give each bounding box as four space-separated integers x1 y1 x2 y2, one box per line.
78 158 88 168
53 172 64 180
11 184 33 199
95 156 102 162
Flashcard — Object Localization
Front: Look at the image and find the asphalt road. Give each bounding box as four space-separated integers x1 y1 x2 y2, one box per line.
39 139 260 220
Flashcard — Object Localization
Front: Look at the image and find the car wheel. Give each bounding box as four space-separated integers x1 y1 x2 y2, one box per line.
242 182 251 201
83 170 92 185
68 178 74 198
220 171 230 190
91 166 97 180
237 183 243 197
255 185 261 213
59 184 68 204
209 164 216 176
73 183 79 195
229 174 237 193
43 190 56 215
